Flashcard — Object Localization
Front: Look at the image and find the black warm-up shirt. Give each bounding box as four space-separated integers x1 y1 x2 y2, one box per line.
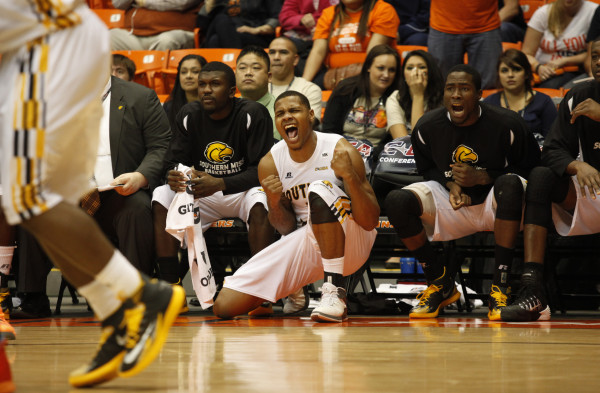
411 102 540 205
163 97 275 195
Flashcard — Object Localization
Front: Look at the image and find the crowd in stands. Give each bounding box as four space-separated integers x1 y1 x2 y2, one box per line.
3 0 600 329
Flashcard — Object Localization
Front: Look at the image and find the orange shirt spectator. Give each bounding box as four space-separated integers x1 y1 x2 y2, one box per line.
430 0 500 34
303 0 399 89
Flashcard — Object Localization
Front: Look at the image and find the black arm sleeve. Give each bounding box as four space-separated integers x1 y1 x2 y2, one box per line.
162 109 196 181
411 127 448 187
541 92 580 177
490 116 540 180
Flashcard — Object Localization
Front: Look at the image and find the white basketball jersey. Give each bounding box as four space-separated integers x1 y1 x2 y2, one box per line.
271 132 344 223
0 0 85 54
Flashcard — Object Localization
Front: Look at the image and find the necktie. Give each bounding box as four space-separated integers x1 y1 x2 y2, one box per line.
80 188 101 216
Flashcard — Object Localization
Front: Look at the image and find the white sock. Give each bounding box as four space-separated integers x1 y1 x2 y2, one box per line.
0 246 15 275
95 250 142 300
78 280 121 320
322 256 344 275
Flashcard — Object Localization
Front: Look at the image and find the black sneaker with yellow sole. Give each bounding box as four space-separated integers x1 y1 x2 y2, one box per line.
488 285 510 321
69 299 132 387
409 270 460 319
68 278 185 387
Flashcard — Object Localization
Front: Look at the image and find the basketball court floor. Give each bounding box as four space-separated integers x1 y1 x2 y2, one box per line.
5 305 600 393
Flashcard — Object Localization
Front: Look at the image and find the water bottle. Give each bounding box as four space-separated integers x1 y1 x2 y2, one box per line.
400 257 416 273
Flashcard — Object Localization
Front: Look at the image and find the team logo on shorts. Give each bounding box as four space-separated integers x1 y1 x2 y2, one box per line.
322 180 333 188
452 144 479 164
205 142 234 164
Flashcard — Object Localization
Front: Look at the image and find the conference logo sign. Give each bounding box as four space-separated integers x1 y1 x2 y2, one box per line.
205 142 234 164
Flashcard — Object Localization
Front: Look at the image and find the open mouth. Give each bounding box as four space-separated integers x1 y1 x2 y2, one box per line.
284 124 299 141
451 104 464 117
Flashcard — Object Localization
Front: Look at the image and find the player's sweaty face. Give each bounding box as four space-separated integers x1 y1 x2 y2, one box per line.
443 71 481 127
274 96 314 149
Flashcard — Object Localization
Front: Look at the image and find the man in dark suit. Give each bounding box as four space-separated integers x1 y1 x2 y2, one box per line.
91 75 171 275
11 76 170 319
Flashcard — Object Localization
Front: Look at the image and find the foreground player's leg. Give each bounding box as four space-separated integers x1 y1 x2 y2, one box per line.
308 193 348 323
488 175 524 320
385 189 459 319
19 202 184 387
502 168 564 322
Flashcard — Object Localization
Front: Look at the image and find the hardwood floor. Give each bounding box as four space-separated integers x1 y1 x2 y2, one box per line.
5 310 600 393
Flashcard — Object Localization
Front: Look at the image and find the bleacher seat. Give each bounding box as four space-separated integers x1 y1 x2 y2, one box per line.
87 0 114 8
157 48 241 95
92 8 124 29
396 45 428 63
112 50 168 92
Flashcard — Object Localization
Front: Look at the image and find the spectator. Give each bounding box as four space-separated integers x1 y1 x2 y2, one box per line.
502 38 600 322
212 91 379 322
268 36 323 122
522 0 598 89
110 0 201 50
427 0 503 89
235 46 279 139
152 62 275 288
384 65 540 320
163 54 207 130
302 0 399 89
278 0 337 75
385 0 430 46
581 6 600 80
322 44 404 149
387 49 444 135
112 53 136 81
484 49 557 138
198 0 282 48
499 0 527 44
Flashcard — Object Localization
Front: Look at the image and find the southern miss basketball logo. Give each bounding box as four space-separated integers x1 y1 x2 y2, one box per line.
205 142 234 164
452 144 479 164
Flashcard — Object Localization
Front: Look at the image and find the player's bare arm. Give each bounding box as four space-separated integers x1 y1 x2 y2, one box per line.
450 163 492 188
567 160 600 199
189 168 226 199
570 98 600 124
258 152 297 235
332 139 380 231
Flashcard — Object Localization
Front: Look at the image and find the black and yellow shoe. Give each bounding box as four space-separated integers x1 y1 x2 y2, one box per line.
487 285 510 321
409 273 460 319
119 279 185 377
69 300 132 387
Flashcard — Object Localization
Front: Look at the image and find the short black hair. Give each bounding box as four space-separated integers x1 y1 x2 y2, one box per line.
447 64 482 91
237 45 271 71
269 36 299 55
200 61 236 89
275 90 311 110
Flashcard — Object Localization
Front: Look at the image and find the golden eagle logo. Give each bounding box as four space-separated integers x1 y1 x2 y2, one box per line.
322 180 333 188
452 144 478 164
205 142 234 164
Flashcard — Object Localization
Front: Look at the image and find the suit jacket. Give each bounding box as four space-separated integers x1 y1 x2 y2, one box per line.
109 76 171 191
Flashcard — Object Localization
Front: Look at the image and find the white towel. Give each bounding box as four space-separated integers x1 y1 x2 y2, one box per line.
165 164 216 309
